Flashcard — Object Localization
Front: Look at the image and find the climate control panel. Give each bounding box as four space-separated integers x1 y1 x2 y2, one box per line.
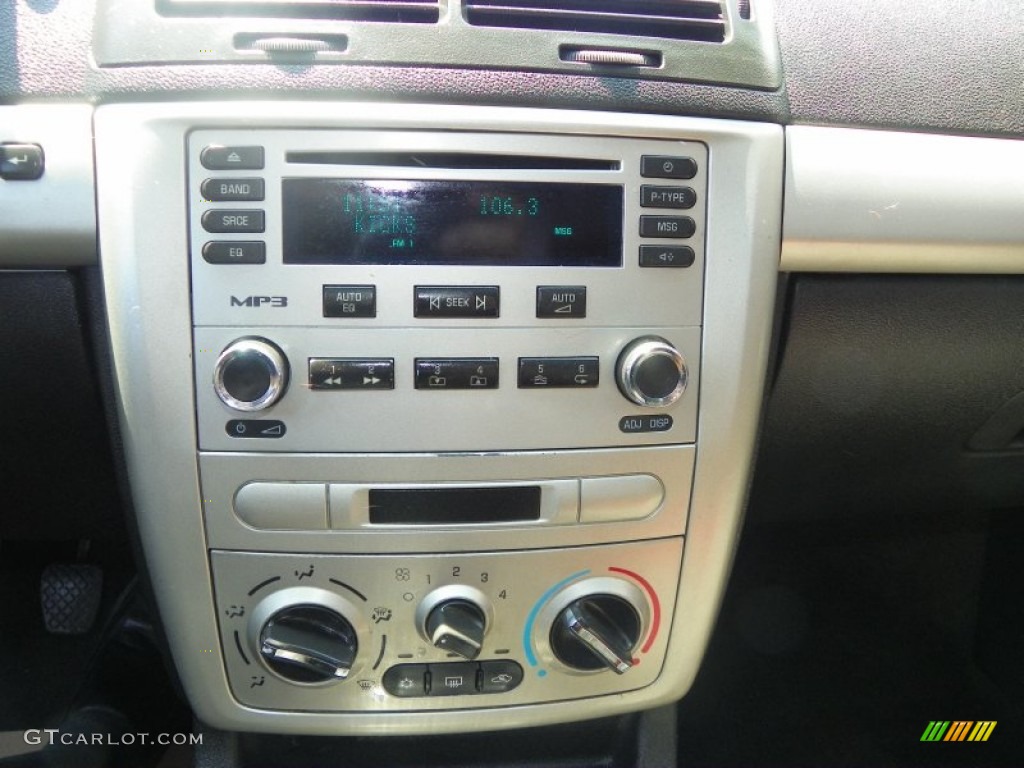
211 539 681 712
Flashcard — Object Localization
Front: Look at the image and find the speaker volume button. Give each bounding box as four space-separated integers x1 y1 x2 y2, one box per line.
213 337 289 412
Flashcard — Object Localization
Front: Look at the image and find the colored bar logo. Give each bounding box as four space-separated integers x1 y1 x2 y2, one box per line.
920 721 996 742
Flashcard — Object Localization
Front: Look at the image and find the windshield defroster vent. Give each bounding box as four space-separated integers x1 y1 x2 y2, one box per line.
465 0 726 43
158 0 440 23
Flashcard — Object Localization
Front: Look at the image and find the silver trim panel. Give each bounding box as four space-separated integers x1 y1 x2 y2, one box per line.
782 126 1024 273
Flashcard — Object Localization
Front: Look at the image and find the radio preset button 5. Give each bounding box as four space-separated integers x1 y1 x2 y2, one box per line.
322 285 376 318
639 245 694 268
200 177 265 202
415 358 499 390
202 209 265 234
415 286 499 318
309 358 394 391
200 145 265 170
639 215 695 239
518 357 599 388
640 155 697 180
640 185 696 209
202 241 266 265
536 286 587 318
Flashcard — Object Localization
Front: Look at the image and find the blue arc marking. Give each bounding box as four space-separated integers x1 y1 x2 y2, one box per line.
522 569 590 668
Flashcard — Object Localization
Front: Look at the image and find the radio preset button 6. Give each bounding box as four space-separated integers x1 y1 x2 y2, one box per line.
639 215 695 239
640 155 697 180
639 245 695 268
518 357 599 388
200 145 265 170
640 185 696 209
200 177 265 202
415 286 499 318
415 358 498 390
201 209 265 234
322 285 376 318
202 241 266 265
309 358 394 391
536 286 587 318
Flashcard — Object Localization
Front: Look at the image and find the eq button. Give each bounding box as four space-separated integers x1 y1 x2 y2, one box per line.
415 358 498 390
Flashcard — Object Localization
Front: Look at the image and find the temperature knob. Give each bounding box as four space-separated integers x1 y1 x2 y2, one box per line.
213 337 289 411
615 336 687 407
550 594 641 674
258 604 358 684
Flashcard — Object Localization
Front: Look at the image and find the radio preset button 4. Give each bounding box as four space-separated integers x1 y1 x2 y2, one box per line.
309 358 394 390
415 358 499 390
639 215 695 239
322 285 376 318
414 286 499 318
202 209 265 234
536 286 587 318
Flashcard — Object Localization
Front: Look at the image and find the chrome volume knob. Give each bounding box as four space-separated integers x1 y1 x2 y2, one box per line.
616 336 687 407
549 594 642 674
213 337 289 411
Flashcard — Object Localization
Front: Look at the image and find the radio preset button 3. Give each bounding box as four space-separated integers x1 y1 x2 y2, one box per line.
536 286 587 318
415 358 499 390
201 209 265 234
202 241 266 265
309 358 394 390
518 357 599 388
414 286 499 318
200 145 265 170
322 285 376 318
639 215 695 239
200 177 265 202
640 185 696 209
639 245 695 268
640 155 697 180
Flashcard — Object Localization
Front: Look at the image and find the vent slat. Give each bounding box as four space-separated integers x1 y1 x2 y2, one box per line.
158 0 440 23
466 0 726 43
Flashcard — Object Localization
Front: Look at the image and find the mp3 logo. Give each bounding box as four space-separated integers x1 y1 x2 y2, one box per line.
230 295 288 308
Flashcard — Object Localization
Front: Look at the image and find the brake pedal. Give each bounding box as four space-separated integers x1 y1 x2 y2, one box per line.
40 563 103 635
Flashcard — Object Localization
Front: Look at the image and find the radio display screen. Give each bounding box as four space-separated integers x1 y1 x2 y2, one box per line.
282 179 623 267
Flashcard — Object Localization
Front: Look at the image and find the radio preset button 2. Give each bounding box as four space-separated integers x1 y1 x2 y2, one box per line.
639 216 695 239
518 357 599 388
414 286 499 318
200 177 265 202
309 358 394 391
639 245 695 268
200 145 265 170
640 155 697 180
640 185 696 209
536 286 587 318
323 285 376 318
201 209 265 234
415 358 499 390
202 241 266 265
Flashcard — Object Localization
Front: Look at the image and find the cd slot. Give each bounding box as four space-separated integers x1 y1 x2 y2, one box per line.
369 486 541 525
285 151 619 171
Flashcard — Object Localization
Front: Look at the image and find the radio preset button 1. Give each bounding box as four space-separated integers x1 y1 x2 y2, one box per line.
639 245 695 268
518 357 599 388
640 155 697 180
415 286 499 318
415 358 499 390
639 216 695 239
309 358 394 390
536 286 587 318
202 241 266 265
323 285 376 318
640 185 696 209
201 209 265 234
200 145 265 170
200 177 265 202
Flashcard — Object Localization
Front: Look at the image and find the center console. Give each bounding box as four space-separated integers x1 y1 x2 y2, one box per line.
95 102 782 735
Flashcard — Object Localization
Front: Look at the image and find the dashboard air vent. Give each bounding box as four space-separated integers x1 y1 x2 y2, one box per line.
158 0 440 23
465 0 726 43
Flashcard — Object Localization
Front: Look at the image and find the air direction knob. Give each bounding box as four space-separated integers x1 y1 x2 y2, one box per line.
258 603 358 684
